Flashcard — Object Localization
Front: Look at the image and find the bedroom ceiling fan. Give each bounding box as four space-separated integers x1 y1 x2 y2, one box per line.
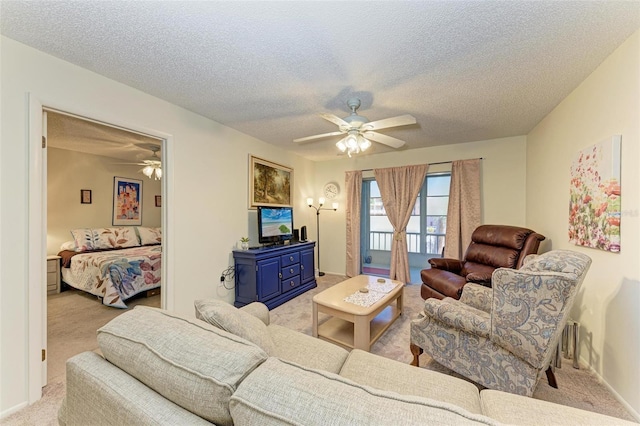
138 145 162 180
293 98 416 157
118 144 162 180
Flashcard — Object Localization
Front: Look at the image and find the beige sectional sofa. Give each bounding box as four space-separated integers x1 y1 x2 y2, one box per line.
58 301 637 426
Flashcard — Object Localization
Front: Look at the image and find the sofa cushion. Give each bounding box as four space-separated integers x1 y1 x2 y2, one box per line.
97 306 268 426
480 389 638 426
339 349 483 415
229 357 500 425
194 299 276 355
268 323 349 373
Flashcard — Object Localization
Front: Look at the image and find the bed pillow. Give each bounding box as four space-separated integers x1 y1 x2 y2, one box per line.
60 240 77 252
137 227 162 245
195 299 276 355
92 227 140 249
70 228 95 252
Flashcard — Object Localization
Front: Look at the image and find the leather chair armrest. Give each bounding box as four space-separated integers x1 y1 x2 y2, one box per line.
239 302 270 325
428 258 463 273
459 283 493 313
465 272 493 285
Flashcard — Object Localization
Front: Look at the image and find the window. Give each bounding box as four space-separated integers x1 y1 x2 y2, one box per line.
361 173 451 281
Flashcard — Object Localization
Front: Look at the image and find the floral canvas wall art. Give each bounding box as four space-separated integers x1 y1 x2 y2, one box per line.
569 135 621 252
113 176 143 226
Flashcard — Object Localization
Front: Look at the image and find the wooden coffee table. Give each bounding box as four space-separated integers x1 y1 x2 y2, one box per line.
312 275 403 351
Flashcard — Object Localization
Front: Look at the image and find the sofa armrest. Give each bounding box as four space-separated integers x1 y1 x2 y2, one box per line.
459 283 493 313
428 258 463 273
61 352 211 426
239 302 270 325
423 298 491 338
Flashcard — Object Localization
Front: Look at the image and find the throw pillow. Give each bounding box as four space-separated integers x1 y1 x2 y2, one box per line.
195 299 276 355
137 226 162 245
92 227 139 249
70 228 94 251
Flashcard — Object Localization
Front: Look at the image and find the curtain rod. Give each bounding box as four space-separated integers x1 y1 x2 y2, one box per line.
358 157 484 172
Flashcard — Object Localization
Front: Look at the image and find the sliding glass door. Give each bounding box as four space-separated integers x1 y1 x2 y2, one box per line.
361 173 450 283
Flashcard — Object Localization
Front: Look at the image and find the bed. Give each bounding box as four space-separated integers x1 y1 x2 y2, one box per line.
58 226 162 308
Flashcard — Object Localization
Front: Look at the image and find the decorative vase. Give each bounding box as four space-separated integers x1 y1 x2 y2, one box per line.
241 241 249 250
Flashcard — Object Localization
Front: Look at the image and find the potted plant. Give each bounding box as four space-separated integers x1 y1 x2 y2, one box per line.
240 237 250 250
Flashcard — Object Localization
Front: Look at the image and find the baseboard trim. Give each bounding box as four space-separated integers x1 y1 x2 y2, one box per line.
579 356 640 422
1 401 28 420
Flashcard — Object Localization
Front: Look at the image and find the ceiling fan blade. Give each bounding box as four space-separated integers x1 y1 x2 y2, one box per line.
362 114 416 131
293 131 344 143
363 131 406 149
319 113 350 127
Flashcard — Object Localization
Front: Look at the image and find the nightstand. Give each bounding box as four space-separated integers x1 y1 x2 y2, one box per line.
47 255 61 295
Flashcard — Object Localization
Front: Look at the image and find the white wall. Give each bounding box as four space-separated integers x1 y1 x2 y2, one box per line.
0 36 315 415
527 31 640 417
315 136 528 276
47 148 162 255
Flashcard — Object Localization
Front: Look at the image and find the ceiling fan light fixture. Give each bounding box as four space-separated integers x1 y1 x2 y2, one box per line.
142 165 154 177
357 135 371 151
336 139 347 152
345 133 358 149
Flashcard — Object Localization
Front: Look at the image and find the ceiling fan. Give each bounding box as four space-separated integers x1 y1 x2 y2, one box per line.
118 144 162 180
293 98 416 156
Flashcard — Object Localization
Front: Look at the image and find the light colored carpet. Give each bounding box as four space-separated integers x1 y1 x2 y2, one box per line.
3 275 636 424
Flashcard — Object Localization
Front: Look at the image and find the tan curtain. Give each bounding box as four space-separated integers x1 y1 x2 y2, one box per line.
345 171 362 277
444 159 482 259
374 164 428 283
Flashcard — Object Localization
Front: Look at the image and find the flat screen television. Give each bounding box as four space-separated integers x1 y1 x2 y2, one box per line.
257 206 294 245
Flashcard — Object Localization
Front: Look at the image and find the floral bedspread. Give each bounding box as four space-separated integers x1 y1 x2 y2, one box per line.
62 245 161 308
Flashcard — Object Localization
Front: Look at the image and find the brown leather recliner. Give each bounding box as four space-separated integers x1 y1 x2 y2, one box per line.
420 225 545 300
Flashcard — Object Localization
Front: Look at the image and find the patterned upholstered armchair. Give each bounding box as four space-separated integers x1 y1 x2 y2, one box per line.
410 250 591 397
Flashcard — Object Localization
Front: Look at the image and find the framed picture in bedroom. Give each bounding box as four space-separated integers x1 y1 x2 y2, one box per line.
80 189 92 204
249 155 293 208
113 176 143 226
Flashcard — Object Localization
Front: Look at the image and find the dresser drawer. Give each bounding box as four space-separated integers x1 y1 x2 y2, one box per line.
47 259 58 272
281 264 300 280
281 252 300 267
282 275 300 292
47 271 58 285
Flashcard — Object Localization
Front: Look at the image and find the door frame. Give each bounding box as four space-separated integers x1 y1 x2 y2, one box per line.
27 93 175 402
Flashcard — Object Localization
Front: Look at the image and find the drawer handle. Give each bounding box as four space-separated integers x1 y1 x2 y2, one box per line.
301 265 304 270
289 256 294 261
290 268 294 274
290 281 295 287
279 272 283 279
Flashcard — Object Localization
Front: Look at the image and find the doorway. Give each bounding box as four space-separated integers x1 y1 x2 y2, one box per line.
45 110 165 383
27 95 174 403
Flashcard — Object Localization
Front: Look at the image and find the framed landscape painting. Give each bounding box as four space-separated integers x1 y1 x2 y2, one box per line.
568 135 621 252
249 155 292 208
113 176 143 226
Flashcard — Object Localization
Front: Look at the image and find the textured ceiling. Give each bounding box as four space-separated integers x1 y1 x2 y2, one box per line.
2 1 639 161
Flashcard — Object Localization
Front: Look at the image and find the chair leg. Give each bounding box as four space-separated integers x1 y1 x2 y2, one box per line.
410 343 423 367
545 366 558 389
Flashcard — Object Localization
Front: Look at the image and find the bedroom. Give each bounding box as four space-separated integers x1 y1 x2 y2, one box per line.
45 111 164 382
1 3 639 422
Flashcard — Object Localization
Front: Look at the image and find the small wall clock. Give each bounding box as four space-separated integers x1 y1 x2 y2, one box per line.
323 182 340 199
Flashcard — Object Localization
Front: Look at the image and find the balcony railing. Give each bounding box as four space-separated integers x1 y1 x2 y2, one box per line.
369 231 445 255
